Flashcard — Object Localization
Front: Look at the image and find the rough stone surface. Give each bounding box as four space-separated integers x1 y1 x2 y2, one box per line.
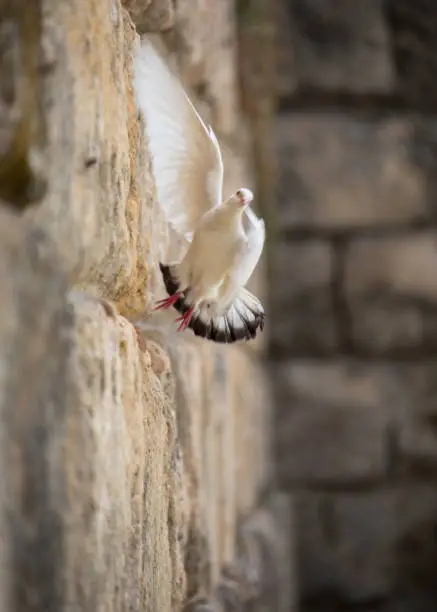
163 0 240 139
0 216 274 612
123 0 175 34
0 1 280 611
183 493 297 612
274 361 391 486
0 2 47 209
288 0 394 94
28 0 160 317
270 240 337 355
0 208 186 611
344 233 437 354
0 209 70 612
66 300 186 612
276 114 437 230
161 336 273 598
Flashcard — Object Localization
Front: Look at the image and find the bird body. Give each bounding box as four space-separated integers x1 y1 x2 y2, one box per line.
133 37 265 343
176 201 246 304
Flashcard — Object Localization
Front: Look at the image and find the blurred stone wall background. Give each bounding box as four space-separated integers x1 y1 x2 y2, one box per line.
272 1 437 611
0 1 294 611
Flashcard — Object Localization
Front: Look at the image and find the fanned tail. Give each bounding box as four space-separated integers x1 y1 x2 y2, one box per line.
158 264 265 343
190 288 265 344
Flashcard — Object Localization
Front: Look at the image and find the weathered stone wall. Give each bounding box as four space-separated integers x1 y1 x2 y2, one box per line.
0 1 294 611
272 1 437 611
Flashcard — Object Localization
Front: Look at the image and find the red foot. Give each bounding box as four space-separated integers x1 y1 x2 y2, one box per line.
175 306 194 332
153 293 181 311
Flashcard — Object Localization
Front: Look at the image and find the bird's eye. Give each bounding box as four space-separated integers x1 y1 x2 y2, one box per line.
236 190 242 197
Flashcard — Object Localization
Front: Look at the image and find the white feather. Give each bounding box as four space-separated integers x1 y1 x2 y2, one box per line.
133 37 224 241
133 37 266 342
216 207 266 312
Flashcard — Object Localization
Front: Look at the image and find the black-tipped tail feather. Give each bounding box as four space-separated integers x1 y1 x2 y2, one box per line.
159 263 265 343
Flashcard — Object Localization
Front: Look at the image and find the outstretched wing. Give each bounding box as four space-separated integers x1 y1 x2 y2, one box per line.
133 37 224 240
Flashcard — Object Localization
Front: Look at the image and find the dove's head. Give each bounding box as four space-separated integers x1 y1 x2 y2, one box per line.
235 188 253 208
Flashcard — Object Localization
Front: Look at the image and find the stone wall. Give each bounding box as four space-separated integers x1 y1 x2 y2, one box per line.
272 1 437 611
0 1 294 611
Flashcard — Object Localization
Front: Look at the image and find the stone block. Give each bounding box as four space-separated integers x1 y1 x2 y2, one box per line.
344 233 437 354
270 240 338 355
228 347 273 517
0 3 273 610
163 0 240 138
236 493 298 612
274 0 298 98
24 0 248 322
275 359 437 483
392 363 437 474
65 299 185 612
276 114 437 230
295 486 437 606
386 0 437 111
288 0 394 94
24 0 168 317
150 335 272 599
274 361 391 486
183 493 297 612
123 0 175 33
0 1 47 209
0 210 70 612
0 208 185 611
165 337 214 597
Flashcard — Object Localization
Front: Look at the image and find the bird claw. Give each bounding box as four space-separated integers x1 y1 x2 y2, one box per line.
175 307 194 332
153 293 180 311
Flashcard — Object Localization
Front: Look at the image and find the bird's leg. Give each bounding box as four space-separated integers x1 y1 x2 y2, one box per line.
175 306 194 332
153 292 181 311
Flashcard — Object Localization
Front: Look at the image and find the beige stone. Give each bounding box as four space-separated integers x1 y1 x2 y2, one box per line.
147 334 273 598
276 115 430 229
289 0 394 93
0 209 70 612
64 298 186 611
0 2 276 611
0 2 47 209
345 233 437 300
274 361 391 486
344 233 437 353
0 209 186 611
161 0 240 139
122 0 153 28
23 0 165 317
270 240 338 355
183 493 297 612
123 0 175 33
228 348 272 517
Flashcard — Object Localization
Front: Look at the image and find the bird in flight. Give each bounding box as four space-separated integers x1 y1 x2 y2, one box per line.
133 37 265 343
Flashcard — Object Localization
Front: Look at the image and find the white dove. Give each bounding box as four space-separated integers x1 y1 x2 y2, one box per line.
133 37 265 343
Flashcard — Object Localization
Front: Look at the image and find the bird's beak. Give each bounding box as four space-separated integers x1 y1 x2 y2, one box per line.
237 193 247 207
